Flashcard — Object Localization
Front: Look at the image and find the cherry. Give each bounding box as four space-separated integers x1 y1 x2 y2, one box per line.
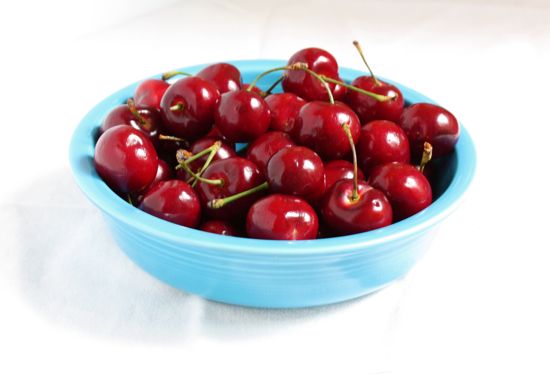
94 124 158 193
357 120 410 175
325 159 365 192
294 101 361 160
138 180 201 228
134 79 169 110
320 124 392 234
400 103 460 158
282 47 339 101
200 220 241 236
214 90 271 143
196 157 266 220
266 146 325 202
246 194 319 240
100 99 162 144
160 76 220 141
264 93 306 136
346 41 404 124
196 63 242 94
246 131 294 175
369 162 432 221
332 77 347 101
151 159 173 185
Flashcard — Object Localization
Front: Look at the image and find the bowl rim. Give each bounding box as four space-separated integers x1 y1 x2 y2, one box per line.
69 59 476 257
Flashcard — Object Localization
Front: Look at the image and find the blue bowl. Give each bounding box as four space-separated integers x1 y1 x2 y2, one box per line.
69 60 476 308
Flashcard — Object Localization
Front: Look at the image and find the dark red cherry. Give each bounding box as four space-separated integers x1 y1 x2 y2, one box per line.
264 93 306 136
134 79 169 110
294 101 361 160
196 63 242 94
156 138 189 167
321 180 392 235
94 125 158 193
266 146 325 202
196 158 266 220
332 77 347 101
346 76 404 124
282 47 339 101
324 159 365 192
246 194 319 240
357 120 410 175
138 180 201 228
200 220 241 236
246 131 294 175
214 90 271 143
133 159 173 205
160 76 220 141
100 102 162 144
400 103 460 158
369 162 432 221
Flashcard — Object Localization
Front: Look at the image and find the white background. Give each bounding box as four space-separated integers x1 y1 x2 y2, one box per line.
1 0 549 382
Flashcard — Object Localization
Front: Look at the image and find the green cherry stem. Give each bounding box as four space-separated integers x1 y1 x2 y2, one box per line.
127 98 150 129
246 66 291 92
159 134 190 147
342 123 359 202
180 161 224 186
208 181 269 209
191 141 222 188
169 102 185 112
162 70 193 81
418 142 433 173
320 76 393 102
353 40 381 86
298 66 335 104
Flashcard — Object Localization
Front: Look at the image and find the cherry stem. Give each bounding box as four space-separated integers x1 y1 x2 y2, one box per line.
418 142 433 172
247 66 291 92
127 98 150 129
159 134 190 148
169 102 185 112
353 40 380 86
181 161 224 186
191 141 222 188
162 70 193 81
342 124 359 202
320 76 393 102
297 66 335 104
208 181 269 209
127 194 133 205
262 76 283 96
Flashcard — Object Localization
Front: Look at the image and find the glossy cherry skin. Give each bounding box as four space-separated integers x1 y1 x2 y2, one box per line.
246 194 319 240
214 90 271 143
134 79 169 110
200 220 241 236
160 76 220 141
357 120 410 176
133 159 173 205
246 131 294 175
346 76 404 124
400 103 460 158
369 162 432 221
294 101 361 160
94 125 158 193
196 63 242 94
266 146 325 202
138 180 201 228
264 93 306 136
196 158 266 220
100 104 162 144
332 77 347 101
321 180 393 235
324 159 365 192
282 47 339 101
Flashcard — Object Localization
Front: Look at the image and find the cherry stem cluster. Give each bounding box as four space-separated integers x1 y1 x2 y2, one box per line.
175 141 224 187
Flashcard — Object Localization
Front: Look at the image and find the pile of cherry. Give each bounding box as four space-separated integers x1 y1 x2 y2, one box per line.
94 42 460 240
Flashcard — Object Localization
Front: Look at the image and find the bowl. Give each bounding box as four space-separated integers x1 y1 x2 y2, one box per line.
69 59 476 308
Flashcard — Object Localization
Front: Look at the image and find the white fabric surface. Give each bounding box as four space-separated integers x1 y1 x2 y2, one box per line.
1 0 549 382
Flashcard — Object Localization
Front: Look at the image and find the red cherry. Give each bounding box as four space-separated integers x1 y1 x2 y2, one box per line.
294 101 361 160
282 47 339 101
196 63 242 94
94 125 158 193
332 77 347 101
134 79 169 110
264 93 306 136
246 131 294 175
100 102 162 144
400 103 460 158
266 146 325 202
346 76 404 124
321 180 393 235
246 194 319 240
200 220 241 236
160 77 220 141
324 159 365 192
357 120 410 175
138 180 201 228
133 159 173 205
214 90 271 143
196 158 266 220
369 162 432 221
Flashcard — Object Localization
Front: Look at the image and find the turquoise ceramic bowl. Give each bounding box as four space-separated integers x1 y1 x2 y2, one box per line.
69 60 476 308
